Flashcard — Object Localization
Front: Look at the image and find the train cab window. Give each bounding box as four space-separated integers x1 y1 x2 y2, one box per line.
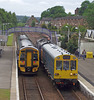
63 61 69 70
33 54 38 61
20 52 25 60
71 60 76 70
56 61 62 70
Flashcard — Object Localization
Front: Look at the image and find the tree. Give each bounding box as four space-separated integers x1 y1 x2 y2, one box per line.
0 8 17 28
67 34 78 54
11 12 17 27
47 22 52 30
22 16 28 23
17 22 25 27
79 0 90 15
31 20 35 27
41 23 47 29
60 35 68 49
41 6 67 19
83 2 94 29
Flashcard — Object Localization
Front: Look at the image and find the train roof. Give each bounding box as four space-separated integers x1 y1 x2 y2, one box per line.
19 35 28 40
37 38 51 46
42 43 71 58
19 39 38 50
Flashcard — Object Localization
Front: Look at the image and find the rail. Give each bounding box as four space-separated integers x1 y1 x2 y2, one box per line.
35 77 45 100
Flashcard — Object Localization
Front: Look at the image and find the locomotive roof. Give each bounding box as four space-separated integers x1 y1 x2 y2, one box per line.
20 39 38 50
19 35 28 40
42 43 71 58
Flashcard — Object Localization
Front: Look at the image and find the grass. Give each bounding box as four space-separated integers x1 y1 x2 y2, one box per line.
7 33 14 46
0 89 10 100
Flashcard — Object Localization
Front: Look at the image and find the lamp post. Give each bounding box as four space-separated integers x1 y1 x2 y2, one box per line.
75 27 81 58
65 26 70 42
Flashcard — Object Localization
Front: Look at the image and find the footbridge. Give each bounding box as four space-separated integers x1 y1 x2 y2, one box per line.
1 27 58 44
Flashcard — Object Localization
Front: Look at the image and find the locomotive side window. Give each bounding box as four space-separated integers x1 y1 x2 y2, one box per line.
71 60 76 70
20 52 25 60
56 61 62 70
33 54 38 61
63 61 69 70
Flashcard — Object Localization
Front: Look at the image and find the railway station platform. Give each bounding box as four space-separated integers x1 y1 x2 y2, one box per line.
0 46 18 100
0 46 13 89
78 58 94 100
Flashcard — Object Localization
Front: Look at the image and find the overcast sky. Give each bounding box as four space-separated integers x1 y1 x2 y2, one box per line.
0 0 93 17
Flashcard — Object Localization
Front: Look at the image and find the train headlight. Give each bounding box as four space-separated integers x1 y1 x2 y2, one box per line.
70 73 78 76
70 73 73 76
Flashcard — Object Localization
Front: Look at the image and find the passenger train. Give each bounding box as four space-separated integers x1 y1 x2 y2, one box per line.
17 34 39 74
36 38 78 86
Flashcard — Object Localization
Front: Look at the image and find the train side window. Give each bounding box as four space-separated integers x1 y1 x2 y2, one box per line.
71 60 76 70
20 52 25 60
33 54 38 61
63 61 69 70
56 61 62 70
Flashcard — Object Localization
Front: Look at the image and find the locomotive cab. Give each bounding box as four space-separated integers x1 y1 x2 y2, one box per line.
17 34 39 74
54 55 78 86
18 48 39 74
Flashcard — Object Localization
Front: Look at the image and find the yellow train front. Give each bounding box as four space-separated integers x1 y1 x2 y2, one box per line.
54 54 78 86
17 35 39 74
37 39 78 86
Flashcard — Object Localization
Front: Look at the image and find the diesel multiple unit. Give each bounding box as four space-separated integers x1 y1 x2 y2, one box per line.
36 38 78 86
17 35 39 74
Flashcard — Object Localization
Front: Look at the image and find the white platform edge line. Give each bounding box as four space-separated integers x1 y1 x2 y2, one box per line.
79 80 94 96
15 41 19 100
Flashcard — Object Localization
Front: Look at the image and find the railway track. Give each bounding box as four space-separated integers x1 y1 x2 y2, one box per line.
19 66 64 100
59 88 89 100
19 75 43 100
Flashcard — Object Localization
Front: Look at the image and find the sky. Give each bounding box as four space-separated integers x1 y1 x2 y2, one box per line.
0 0 93 17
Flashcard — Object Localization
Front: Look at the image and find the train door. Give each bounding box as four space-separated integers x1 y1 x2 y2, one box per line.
26 51 32 67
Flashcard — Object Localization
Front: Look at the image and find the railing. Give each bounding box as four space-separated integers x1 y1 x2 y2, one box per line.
0 27 58 44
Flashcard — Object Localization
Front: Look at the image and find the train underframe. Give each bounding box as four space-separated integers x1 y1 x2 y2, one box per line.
54 79 79 88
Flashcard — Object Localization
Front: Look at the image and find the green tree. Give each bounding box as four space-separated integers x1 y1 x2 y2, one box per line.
41 23 47 29
0 8 17 29
11 12 17 27
48 22 52 30
22 16 28 23
60 35 68 49
17 22 25 27
83 2 94 29
67 34 78 54
31 20 35 27
41 6 67 19
79 0 90 15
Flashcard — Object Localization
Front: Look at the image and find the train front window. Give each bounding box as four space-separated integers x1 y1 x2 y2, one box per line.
20 52 25 60
33 54 38 61
63 61 69 70
56 61 62 70
71 60 76 70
